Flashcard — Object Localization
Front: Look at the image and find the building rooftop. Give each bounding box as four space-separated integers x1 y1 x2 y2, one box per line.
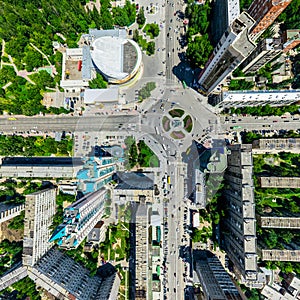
115 172 154 190
83 87 119 105
232 12 256 55
222 89 300 103
91 36 142 81
34 248 119 300
0 157 84 167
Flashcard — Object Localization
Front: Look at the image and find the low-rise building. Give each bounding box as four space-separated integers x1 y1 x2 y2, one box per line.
0 203 25 224
113 172 155 204
260 177 300 188
83 87 119 106
258 213 300 229
283 29 300 53
76 156 116 194
252 138 300 153
87 221 107 244
258 244 300 262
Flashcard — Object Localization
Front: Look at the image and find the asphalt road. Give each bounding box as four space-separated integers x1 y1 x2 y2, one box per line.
220 115 300 132
165 0 179 83
0 114 140 133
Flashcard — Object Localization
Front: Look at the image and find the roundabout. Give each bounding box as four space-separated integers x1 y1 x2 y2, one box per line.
162 108 193 140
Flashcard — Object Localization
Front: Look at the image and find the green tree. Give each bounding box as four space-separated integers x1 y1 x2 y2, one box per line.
228 79 254 90
133 29 139 42
8 211 25 230
186 34 213 67
23 50 43 72
136 8 146 26
144 23 160 39
30 70 55 89
89 73 108 89
278 0 300 30
147 41 155 55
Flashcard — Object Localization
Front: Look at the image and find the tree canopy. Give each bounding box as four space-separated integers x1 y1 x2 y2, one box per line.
186 34 213 68
277 0 300 30
136 8 146 26
89 73 108 89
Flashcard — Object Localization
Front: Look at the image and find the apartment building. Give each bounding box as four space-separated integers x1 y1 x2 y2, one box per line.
135 203 150 300
198 12 256 94
23 188 57 266
49 188 107 249
283 29 300 53
248 0 292 39
209 90 300 109
223 144 260 286
252 138 300 153
211 0 240 46
0 157 84 178
194 250 245 300
32 248 120 300
240 38 282 74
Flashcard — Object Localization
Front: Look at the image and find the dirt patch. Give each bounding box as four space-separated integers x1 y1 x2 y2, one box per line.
0 220 23 242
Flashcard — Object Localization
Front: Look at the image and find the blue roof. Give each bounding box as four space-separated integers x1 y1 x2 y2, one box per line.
49 225 66 242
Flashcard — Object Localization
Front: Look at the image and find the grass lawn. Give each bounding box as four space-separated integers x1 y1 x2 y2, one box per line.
138 140 160 167
170 131 185 139
162 116 171 131
183 115 193 132
169 108 184 118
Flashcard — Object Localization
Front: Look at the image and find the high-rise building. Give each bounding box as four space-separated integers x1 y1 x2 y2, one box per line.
135 203 150 300
198 12 256 94
194 250 245 300
240 38 282 74
211 0 240 46
23 188 57 266
49 188 107 249
223 144 259 286
248 0 292 38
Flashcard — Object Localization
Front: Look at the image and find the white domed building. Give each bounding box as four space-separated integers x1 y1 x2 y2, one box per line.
90 36 142 84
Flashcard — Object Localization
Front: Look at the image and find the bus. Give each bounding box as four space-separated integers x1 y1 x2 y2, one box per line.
167 176 171 184
230 126 242 130
182 81 187 89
